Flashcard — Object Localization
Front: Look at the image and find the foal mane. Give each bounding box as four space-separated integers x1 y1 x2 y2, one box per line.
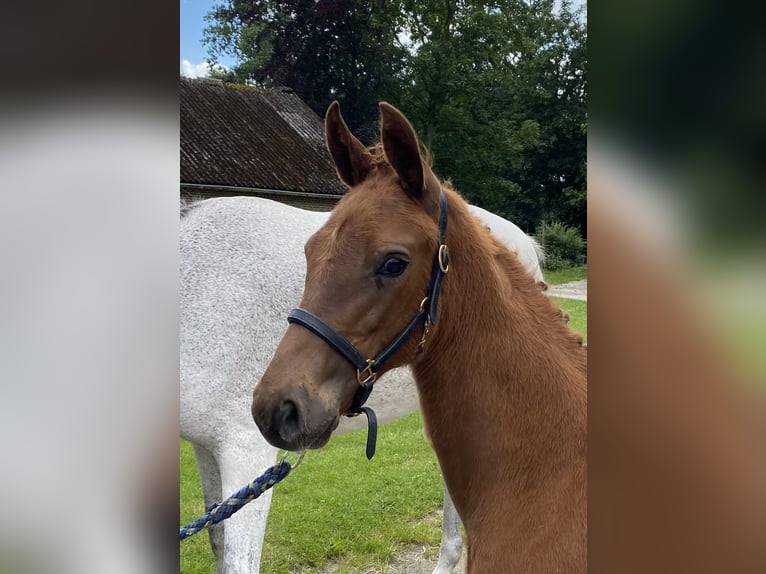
490 231 585 349
434 183 587 380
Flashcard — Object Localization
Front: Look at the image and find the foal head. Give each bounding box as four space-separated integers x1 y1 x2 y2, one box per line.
252 102 447 451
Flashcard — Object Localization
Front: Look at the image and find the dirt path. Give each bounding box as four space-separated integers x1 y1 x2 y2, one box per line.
546 279 587 301
379 545 467 574
318 545 466 574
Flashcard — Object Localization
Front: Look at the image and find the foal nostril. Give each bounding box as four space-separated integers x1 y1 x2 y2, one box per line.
275 399 302 443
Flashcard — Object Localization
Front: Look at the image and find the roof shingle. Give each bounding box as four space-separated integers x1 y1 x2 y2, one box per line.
180 77 346 195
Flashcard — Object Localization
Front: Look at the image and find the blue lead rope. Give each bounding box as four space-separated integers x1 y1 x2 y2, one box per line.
180 458 294 540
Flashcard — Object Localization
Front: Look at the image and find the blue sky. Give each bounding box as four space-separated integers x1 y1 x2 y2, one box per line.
180 0 235 77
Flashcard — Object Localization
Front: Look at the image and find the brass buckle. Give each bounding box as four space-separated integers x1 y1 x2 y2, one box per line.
438 244 449 273
356 359 376 387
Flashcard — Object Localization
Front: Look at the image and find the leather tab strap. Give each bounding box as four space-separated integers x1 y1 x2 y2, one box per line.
359 406 378 460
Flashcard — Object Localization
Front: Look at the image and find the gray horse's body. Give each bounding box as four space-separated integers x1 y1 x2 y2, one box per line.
180 196 542 573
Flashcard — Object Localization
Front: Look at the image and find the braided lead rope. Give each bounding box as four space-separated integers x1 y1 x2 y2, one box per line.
180 452 304 540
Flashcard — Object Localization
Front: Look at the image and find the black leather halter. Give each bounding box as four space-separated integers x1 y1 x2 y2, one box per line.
287 190 450 459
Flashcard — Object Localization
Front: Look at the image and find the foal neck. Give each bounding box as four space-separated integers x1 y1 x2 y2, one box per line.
411 190 586 503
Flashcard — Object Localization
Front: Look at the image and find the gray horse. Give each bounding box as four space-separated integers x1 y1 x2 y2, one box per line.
180 196 543 573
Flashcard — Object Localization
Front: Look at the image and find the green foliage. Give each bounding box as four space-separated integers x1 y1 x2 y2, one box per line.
203 0 407 138
203 0 586 228
536 220 585 270
398 0 587 234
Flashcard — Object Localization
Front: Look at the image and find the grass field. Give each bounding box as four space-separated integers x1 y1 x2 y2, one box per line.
180 442 209 574
554 297 587 343
546 265 586 342
181 412 445 574
544 264 587 286
181 268 587 573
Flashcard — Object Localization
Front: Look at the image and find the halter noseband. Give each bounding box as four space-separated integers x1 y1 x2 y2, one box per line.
286 189 450 459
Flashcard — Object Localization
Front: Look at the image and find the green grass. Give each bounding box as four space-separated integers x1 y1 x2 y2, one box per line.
542 264 586 343
543 264 587 286
552 297 587 344
262 411 443 573
180 442 215 574
181 411 444 574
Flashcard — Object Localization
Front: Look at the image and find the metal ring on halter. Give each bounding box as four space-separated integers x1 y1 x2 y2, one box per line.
438 244 450 273
279 450 306 470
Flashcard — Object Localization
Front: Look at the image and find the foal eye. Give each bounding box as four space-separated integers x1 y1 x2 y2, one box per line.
379 257 408 277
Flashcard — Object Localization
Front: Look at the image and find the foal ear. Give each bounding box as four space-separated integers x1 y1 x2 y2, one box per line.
379 102 424 196
379 102 440 213
325 101 372 187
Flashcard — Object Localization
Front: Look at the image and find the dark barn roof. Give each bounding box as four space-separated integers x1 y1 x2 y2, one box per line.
180 77 346 197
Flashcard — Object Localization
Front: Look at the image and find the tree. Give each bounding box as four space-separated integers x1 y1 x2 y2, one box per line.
203 0 587 233
204 0 406 139
393 0 587 233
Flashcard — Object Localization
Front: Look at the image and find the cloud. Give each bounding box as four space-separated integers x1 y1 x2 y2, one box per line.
180 59 227 78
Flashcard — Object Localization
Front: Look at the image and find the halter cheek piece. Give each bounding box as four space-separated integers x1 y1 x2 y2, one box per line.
286 189 450 459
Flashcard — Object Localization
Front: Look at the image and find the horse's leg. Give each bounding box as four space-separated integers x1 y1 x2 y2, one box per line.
431 479 463 574
192 442 225 574
217 436 278 574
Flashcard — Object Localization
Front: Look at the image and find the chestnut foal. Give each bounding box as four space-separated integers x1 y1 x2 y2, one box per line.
252 101 586 573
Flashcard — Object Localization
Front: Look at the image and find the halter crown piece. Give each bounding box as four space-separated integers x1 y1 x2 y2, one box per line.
287 189 450 459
